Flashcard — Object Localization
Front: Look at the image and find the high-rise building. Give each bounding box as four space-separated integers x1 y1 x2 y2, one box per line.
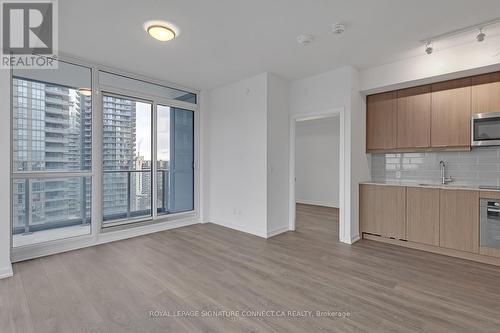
12 78 92 234
102 96 139 220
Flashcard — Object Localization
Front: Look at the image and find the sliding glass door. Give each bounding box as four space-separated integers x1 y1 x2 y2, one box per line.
102 99 194 225
102 95 152 223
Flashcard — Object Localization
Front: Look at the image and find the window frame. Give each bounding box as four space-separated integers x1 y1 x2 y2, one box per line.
9 55 200 261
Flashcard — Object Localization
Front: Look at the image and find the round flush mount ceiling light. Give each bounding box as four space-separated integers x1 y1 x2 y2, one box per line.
78 88 91 96
144 20 179 41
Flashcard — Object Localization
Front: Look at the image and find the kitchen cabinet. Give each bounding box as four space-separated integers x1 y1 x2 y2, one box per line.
397 85 431 148
360 184 406 239
366 91 397 151
439 189 479 253
472 71 500 114
430 78 472 148
406 187 440 246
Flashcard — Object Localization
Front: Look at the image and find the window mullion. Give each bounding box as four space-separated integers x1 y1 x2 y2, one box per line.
152 102 158 220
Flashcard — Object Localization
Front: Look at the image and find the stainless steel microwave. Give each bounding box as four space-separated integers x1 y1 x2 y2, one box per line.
472 112 500 147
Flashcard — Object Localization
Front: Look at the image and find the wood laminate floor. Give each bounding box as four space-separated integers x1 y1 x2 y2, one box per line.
2 203 500 332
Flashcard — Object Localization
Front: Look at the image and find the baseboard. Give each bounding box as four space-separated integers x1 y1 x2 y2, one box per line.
0 264 13 279
209 220 267 238
350 234 361 244
296 200 338 208
267 226 290 238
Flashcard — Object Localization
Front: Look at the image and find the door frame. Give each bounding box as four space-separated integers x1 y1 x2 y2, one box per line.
289 107 345 240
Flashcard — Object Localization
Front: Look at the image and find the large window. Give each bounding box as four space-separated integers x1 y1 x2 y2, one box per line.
10 60 197 254
11 61 93 247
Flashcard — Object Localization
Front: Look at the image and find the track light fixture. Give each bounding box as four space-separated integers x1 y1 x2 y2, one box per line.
425 42 433 55
477 28 486 42
420 17 500 55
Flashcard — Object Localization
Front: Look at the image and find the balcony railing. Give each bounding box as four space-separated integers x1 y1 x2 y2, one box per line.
102 169 171 222
12 169 174 235
12 177 90 235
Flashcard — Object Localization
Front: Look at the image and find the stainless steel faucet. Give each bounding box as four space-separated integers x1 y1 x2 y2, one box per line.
439 160 453 185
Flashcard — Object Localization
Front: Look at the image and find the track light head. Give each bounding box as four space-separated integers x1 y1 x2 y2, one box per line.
425 42 433 55
477 28 486 42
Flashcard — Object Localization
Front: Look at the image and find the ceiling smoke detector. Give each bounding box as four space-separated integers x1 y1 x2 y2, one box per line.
332 23 346 34
297 34 314 46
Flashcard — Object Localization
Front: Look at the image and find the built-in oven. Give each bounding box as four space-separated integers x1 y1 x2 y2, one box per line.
480 198 500 250
472 112 500 147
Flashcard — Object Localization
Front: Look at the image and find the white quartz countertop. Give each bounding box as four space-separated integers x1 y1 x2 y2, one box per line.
360 181 500 192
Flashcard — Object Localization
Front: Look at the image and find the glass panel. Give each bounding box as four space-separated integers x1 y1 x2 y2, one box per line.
12 61 92 172
474 117 500 141
157 106 194 214
102 95 152 222
99 71 196 104
12 177 91 247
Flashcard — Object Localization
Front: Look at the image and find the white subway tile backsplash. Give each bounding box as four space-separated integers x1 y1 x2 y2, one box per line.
371 147 500 186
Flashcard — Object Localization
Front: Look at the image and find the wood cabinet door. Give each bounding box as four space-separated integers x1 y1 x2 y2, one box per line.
439 189 479 253
431 78 472 148
406 187 439 246
366 92 397 151
472 72 500 114
360 184 406 239
397 85 431 148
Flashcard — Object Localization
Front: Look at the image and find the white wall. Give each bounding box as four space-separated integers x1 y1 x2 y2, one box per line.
266 74 290 236
295 116 339 208
203 73 269 237
290 66 370 243
0 69 13 279
360 33 500 94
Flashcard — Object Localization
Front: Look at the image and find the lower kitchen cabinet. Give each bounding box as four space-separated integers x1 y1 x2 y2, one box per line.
406 187 440 246
439 189 479 253
360 184 406 239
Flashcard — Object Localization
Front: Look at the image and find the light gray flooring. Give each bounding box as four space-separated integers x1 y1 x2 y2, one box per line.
1 203 500 332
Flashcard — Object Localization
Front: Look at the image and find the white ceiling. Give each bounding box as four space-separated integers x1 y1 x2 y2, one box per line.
59 0 500 90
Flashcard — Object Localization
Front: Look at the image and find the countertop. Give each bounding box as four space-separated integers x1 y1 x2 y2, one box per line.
360 181 500 192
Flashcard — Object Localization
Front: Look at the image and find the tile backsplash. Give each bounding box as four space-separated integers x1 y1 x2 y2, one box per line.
371 147 500 187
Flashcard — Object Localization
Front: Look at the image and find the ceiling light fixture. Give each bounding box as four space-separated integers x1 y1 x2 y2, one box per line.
477 28 486 42
297 34 314 46
78 88 92 96
420 17 500 54
425 41 433 55
147 25 176 41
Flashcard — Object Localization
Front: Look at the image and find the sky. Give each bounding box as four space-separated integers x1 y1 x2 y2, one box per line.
135 102 170 161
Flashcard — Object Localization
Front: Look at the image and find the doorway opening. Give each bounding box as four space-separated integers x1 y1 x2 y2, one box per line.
289 109 345 241
294 115 340 236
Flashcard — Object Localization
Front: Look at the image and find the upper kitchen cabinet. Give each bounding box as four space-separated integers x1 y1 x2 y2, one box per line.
366 91 397 151
397 85 431 149
431 78 472 148
472 72 500 114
